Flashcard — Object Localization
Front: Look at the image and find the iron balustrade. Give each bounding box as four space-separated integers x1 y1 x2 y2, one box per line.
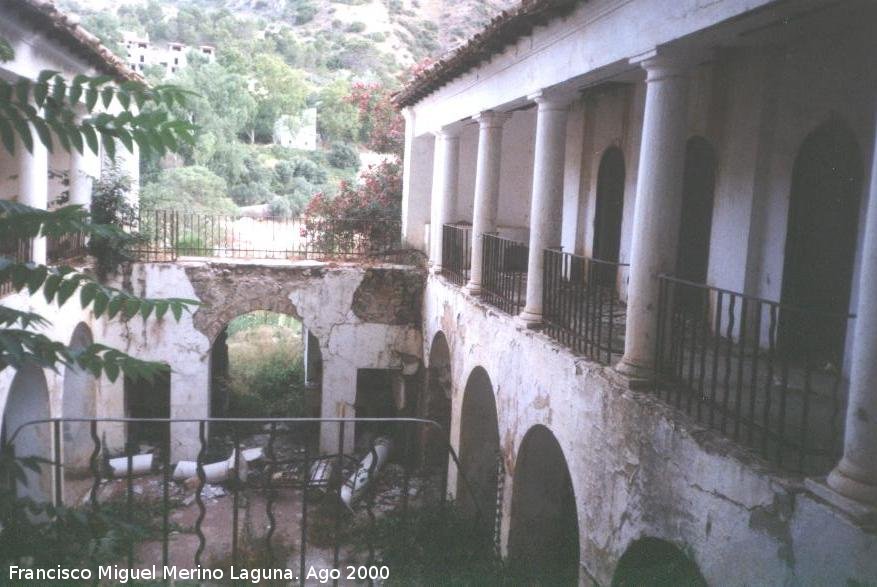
543 248 628 365
441 223 472 286
0 235 31 297
127 209 403 262
2 417 484 584
47 231 88 264
481 233 528 316
654 275 853 475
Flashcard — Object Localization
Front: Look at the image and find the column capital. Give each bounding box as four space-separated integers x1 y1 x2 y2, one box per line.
630 48 708 82
527 89 572 111
472 110 512 129
432 125 463 140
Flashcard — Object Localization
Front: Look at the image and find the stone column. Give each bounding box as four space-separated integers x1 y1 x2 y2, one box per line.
429 128 461 271
518 92 570 326
616 54 691 378
68 148 94 209
826 115 877 506
19 135 49 264
466 111 510 296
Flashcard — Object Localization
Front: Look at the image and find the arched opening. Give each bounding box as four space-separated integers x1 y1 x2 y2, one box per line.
211 311 317 421
507 425 579 585
419 332 452 468
611 537 706 586
779 121 863 364
125 370 171 450
457 367 500 547
2 364 52 502
62 323 97 474
676 137 717 286
592 147 625 284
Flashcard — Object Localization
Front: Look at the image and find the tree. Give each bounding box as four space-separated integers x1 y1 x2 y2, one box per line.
140 166 236 214
346 82 404 156
251 55 310 143
317 79 362 143
0 41 198 568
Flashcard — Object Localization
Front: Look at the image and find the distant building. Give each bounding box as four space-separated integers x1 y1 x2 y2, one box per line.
122 31 215 76
273 108 318 151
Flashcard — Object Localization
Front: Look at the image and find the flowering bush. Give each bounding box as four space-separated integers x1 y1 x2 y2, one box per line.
303 159 402 254
346 83 404 156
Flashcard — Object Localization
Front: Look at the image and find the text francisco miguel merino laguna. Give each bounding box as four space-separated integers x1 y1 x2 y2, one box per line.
8 564 309 583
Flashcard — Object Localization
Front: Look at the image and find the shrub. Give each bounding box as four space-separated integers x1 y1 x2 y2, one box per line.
292 157 329 184
225 322 306 417
230 182 274 206
346 21 366 33
89 166 138 279
140 166 237 215
328 142 360 169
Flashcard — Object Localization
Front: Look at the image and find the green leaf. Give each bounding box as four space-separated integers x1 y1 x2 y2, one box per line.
0 115 14 154
85 87 98 111
81 123 99 154
80 282 98 308
101 86 114 109
33 82 49 108
30 117 53 153
57 278 79 306
26 265 48 294
171 302 183 321
92 291 108 317
42 273 62 302
102 132 116 160
15 79 30 105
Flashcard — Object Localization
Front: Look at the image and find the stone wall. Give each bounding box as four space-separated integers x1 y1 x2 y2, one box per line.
424 275 877 585
100 259 425 459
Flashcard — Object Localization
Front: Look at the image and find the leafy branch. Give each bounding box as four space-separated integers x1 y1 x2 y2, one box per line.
0 71 196 160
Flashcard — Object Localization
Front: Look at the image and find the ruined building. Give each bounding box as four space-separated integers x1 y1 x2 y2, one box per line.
2 0 877 584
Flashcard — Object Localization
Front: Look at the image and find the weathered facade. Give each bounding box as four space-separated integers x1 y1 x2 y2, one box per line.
399 0 877 583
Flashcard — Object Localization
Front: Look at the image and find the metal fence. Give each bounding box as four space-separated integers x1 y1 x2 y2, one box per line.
441 223 471 286
543 248 628 365
129 210 403 262
47 231 88 264
654 275 853 475
2 417 482 585
0 235 31 297
481 233 528 316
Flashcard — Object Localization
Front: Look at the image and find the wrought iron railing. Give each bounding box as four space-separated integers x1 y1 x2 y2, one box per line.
654 275 853 475
543 248 628 365
47 231 88 264
2 417 483 582
482 233 528 316
0 235 31 297
441 223 471 286
128 210 403 262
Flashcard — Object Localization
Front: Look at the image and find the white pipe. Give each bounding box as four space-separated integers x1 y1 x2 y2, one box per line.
108 454 154 478
172 450 248 483
340 437 392 508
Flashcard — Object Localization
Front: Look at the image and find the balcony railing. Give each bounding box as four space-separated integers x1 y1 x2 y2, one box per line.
543 248 628 365
47 231 88 264
3 417 484 578
129 210 403 262
441 223 471 286
654 275 853 475
482 233 528 316
0 235 31 297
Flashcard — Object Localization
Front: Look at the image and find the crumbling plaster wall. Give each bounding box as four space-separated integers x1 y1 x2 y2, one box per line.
425 276 877 585
100 260 424 460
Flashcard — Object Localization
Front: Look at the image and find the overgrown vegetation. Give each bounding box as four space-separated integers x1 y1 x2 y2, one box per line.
223 312 307 418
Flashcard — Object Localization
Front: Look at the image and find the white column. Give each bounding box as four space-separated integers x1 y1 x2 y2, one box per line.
616 54 690 378
68 148 95 209
429 128 461 271
466 111 510 296
518 91 570 326
19 136 49 264
826 115 877 506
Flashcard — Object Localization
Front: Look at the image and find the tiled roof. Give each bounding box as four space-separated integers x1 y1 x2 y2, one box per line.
394 0 581 109
5 0 142 82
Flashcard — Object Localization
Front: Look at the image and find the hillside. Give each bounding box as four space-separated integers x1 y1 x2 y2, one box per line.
60 0 518 72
